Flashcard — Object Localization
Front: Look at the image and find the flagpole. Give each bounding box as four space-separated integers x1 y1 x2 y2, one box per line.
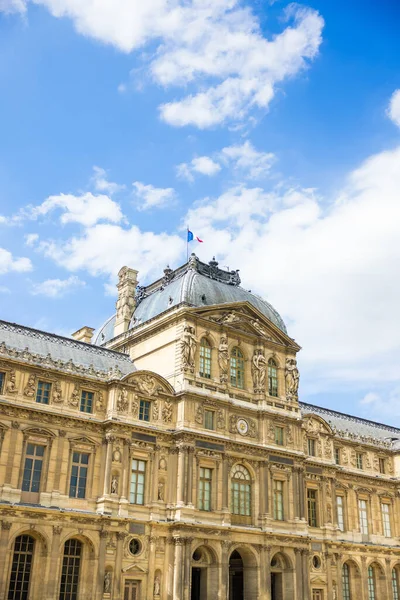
186 226 189 262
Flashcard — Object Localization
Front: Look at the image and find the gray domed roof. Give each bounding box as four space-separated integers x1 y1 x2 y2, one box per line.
94 255 287 345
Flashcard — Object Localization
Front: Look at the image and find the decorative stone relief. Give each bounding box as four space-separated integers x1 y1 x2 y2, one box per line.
181 325 197 372
229 414 257 438
104 571 112 594
153 400 159 420
131 374 162 396
131 397 139 418
159 456 167 470
69 384 80 407
285 357 300 402
251 349 266 393
115 267 136 321
218 334 229 384
286 424 294 446
195 404 204 425
23 374 36 398
6 370 17 394
324 439 333 459
217 408 225 430
162 401 173 423
117 388 129 413
52 381 63 403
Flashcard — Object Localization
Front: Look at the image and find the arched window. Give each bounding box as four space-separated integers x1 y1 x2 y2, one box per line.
342 563 351 600
199 338 212 379
230 348 244 389
231 465 251 516
392 568 399 600
367 566 376 600
8 535 35 599
268 358 278 397
59 539 82 600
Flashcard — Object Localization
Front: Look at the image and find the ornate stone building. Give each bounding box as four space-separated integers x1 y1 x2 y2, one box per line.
0 254 400 600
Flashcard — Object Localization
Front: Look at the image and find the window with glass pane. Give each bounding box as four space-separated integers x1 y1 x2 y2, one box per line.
273 480 284 520
307 489 318 527
36 380 51 404
199 338 211 379
342 563 351 600
379 458 385 474
230 348 244 389
392 569 399 600
204 410 215 430
308 438 316 456
139 400 150 422
22 444 44 493
59 539 82 600
80 390 93 413
336 496 345 531
335 447 341 465
268 359 278 397
231 465 251 516
275 426 284 446
7 535 35 600
367 566 376 600
356 453 363 469
130 459 146 505
358 499 368 534
382 503 391 537
69 452 89 498
0 372 5 394
198 467 212 511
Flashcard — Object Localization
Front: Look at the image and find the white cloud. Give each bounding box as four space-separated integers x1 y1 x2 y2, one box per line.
388 89 400 128
0 285 11 294
0 247 32 274
133 181 176 210
0 0 26 13
31 275 86 298
0 216 7 224
360 388 400 421
31 192 123 226
91 166 125 195
221 140 275 178
25 233 39 246
177 156 221 182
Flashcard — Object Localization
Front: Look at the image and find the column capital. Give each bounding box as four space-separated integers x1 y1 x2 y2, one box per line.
53 525 62 535
1 521 12 531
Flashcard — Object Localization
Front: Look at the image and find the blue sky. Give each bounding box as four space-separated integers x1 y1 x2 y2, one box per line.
1 0 400 424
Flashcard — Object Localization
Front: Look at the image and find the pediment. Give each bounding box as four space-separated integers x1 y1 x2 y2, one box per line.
310 576 326 585
122 563 148 573
303 414 333 435
122 370 175 397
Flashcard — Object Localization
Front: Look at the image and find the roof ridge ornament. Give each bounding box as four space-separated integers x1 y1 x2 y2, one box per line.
188 253 199 271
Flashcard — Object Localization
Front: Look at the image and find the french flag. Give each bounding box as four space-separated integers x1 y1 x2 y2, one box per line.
187 229 203 243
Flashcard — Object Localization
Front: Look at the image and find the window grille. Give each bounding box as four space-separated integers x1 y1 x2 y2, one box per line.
69 452 89 498
273 480 284 520
22 444 44 493
336 495 345 531
268 358 278 396
199 338 211 379
392 569 399 600
230 348 244 389
7 535 35 600
382 503 391 537
59 539 82 600
198 467 212 511
130 459 146 505
80 390 93 413
36 380 51 404
139 400 150 422
231 465 251 516
358 499 368 534
307 489 318 527
367 566 376 600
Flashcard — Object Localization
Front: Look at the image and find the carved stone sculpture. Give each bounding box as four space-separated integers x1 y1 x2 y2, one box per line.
217 409 225 430
157 481 164 501
6 370 17 394
285 358 300 401
24 374 36 397
154 575 161 596
52 381 63 403
111 475 118 495
132 398 139 418
133 374 160 396
181 325 197 372
69 384 80 407
117 388 129 413
96 392 104 411
153 400 159 420
104 571 112 594
218 334 229 384
251 350 266 393
162 401 173 423
195 404 204 424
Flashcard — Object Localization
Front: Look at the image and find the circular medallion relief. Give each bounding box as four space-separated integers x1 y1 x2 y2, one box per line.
237 418 249 435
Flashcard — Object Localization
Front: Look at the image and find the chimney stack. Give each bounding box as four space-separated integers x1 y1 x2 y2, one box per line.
71 326 95 344
114 266 138 337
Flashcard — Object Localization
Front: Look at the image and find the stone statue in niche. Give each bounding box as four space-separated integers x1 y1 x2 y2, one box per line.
158 481 164 501
111 475 118 495
104 571 112 594
69 384 80 407
24 374 36 397
251 349 266 393
195 404 204 424
181 325 197 371
285 358 300 401
162 401 173 423
112 448 121 463
96 392 104 411
154 575 161 596
159 457 167 470
117 388 129 413
52 381 63 403
132 398 139 418
218 334 229 384
6 370 17 394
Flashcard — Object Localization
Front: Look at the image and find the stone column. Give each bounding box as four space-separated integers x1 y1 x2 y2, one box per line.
260 463 269 516
260 545 271 600
121 439 130 500
114 532 127 600
335 554 343 600
103 436 114 497
293 468 300 519
183 538 193 600
96 530 108 600
298 470 305 520
325 553 333 600
4 422 20 485
152 447 161 503
361 556 368 600
219 541 230 600
221 456 229 511
176 447 186 506
386 558 394 600
295 549 303 600
146 535 158 599
186 448 194 506
0 521 12 600
301 549 310 600
45 526 62 600
173 537 184 600
53 431 66 492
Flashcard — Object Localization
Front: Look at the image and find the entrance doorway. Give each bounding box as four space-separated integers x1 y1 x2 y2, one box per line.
229 550 244 600
271 572 283 600
191 567 201 600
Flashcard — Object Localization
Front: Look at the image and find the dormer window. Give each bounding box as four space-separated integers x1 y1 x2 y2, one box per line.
268 359 278 397
230 348 244 389
199 338 212 379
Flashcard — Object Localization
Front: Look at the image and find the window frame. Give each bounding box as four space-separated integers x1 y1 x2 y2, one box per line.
230 347 245 389
138 400 151 422
273 479 284 521
0 371 5 394
274 426 284 446
79 390 94 414
378 457 385 474
199 338 212 379
334 447 341 465
204 409 215 431
130 458 147 505
308 438 316 457
356 452 364 470
336 495 345 532
268 358 278 397
59 538 82 600
21 443 45 495
307 488 318 528
392 568 399 600
198 466 212 511
231 464 252 519
381 502 391 537
35 380 52 405
342 563 351 600
69 451 90 499
7 534 35 600
358 498 369 535
367 565 376 600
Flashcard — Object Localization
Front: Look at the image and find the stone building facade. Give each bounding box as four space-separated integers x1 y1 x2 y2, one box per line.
0 254 400 600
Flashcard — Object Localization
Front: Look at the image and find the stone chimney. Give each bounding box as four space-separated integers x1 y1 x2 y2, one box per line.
114 266 138 337
71 326 95 344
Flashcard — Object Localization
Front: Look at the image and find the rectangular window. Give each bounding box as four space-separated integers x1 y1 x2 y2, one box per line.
198 467 212 511
392 570 399 600
334 447 341 465
0 372 5 394
204 410 215 431
359 498 369 534
36 380 51 404
275 426 284 446
139 400 151 422
342 564 351 600
368 567 376 600
273 480 284 520
379 458 385 474
382 503 391 537
199 342 211 379
312 591 323 600
22 444 45 493
356 453 363 470
308 438 316 456
69 452 89 498
336 495 345 531
307 489 318 527
80 390 93 414
130 459 146 505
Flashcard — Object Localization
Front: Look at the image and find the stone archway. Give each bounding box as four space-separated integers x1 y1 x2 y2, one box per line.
228 547 258 600
270 552 294 600
191 545 218 600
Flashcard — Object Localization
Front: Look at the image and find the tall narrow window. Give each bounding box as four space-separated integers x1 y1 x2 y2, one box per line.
130 459 146 505
307 489 318 527
36 381 51 404
342 563 351 600
268 358 278 397
231 465 251 517
336 495 345 532
199 338 211 379
69 452 89 498
273 480 284 520
308 438 316 456
204 409 215 430
358 499 368 534
356 453 363 470
198 467 212 511
230 348 244 389
0 372 6 394
334 447 341 465
139 400 150 422
367 566 376 600
381 502 391 537
59 539 82 600
80 390 93 414
22 444 44 495
275 426 284 446
392 569 399 600
379 458 385 474
7 535 35 600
